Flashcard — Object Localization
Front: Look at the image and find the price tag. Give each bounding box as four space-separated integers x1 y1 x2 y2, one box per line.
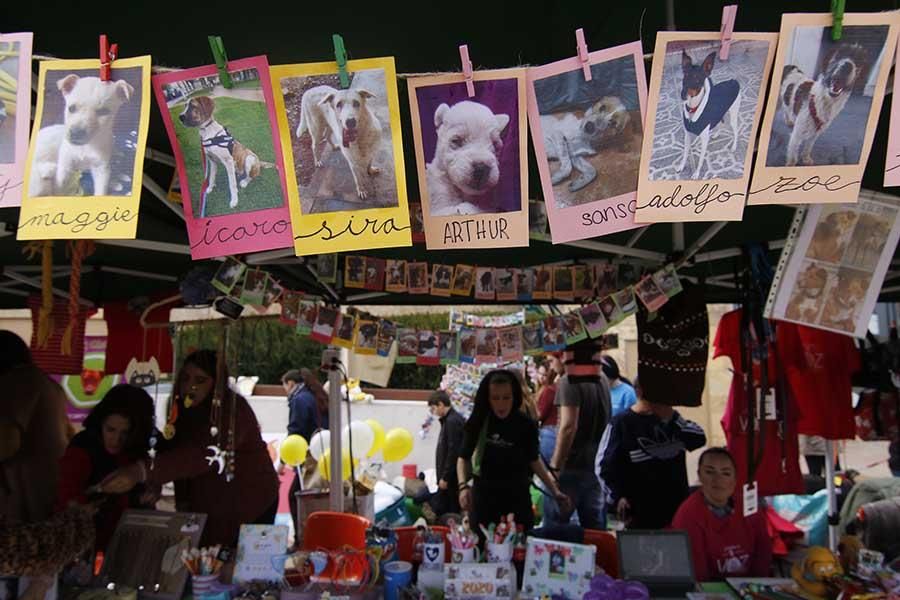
742 482 758 517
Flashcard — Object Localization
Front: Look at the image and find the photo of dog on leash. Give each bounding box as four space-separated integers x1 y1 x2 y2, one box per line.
280 68 399 214
29 65 145 197
531 54 643 208
648 39 772 181
160 67 283 218
765 25 888 167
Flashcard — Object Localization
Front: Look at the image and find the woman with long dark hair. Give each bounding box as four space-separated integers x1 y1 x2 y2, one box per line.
56 384 157 552
99 349 279 547
457 370 571 535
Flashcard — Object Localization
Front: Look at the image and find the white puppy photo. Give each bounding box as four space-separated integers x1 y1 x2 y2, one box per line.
283 67 399 214
29 67 142 197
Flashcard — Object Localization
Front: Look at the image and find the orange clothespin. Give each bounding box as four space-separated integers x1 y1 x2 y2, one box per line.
459 45 475 97
575 28 592 81
719 5 738 61
99 34 118 81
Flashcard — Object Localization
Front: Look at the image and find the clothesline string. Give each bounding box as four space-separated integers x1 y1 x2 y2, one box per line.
29 51 655 78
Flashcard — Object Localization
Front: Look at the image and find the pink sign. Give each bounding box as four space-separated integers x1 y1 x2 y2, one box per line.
526 41 647 243
152 56 293 260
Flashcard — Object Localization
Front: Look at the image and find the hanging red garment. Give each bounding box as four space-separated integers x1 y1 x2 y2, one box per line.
103 294 177 375
785 325 861 440
27 295 95 375
714 310 805 497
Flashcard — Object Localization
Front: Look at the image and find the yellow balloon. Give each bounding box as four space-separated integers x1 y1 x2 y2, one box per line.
365 419 386 458
280 434 309 467
382 428 414 463
318 450 355 481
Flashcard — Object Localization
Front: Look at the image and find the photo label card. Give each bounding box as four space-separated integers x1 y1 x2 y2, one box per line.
0 32 32 208
749 13 899 206
153 56 293 259
270 57 411 255
527 41 647 242
408 68 529 250
19 56 152 240
636 32 777 223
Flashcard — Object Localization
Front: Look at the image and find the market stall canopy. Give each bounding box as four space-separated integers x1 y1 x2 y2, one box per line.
2 0 899 308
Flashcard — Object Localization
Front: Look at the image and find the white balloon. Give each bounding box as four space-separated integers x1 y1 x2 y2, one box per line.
309 430 331 462
342 421 375 459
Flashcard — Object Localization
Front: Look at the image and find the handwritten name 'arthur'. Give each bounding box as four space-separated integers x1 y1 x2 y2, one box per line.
443 217 508 244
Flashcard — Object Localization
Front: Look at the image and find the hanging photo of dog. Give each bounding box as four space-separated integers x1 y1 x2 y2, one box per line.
385 259 408 293
153 56 292 258
431 264 454 297
563 312 588 345
614 286 638 317
553 266 574 301
354 319 379 355
397 327 419 364
635 275 668 312
416 330 440 366
522 322 544 356
408 261 429 294
598 295 624 327
451 264 475 296
344 255 366 289
499 326 523 362
271 57 411 255
517 268 535 302
408 68 529 250
541 316 566 351
580 303 609 338
439 331 459 365
316 253 338 283
458 327 477 363
527 40 646 242
475 267 496 300
240 269 268 306
296 301 317 335
0 33 32 208
212 256 247 295
768 199 900 337
280 291 302 326
573 265 595 300
495 268 518 301
19 55 151 240
636 31 777 223
533 266 553 300
475 328 500 364
376 320 396 357
332 313 356 348
311 306 339 343
750 13 899 206
364 257 385 291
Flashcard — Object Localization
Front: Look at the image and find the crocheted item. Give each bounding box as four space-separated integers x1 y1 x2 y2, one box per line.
0 505 96 576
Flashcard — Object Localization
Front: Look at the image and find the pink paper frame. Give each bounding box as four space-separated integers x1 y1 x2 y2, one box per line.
0 33 33 208
885 38 900 187
526 41 647 243
152 56 293 260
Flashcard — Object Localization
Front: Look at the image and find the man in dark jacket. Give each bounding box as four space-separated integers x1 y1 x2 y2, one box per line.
428 390 465 516
282 369 321 546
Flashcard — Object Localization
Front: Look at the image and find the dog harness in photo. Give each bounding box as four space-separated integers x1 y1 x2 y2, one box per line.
683 78 740 136
807 94 826 132
198 125 237 218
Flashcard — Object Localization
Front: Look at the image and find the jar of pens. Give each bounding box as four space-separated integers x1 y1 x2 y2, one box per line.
482 513 521 564
182 546 225 596
446 517 479 564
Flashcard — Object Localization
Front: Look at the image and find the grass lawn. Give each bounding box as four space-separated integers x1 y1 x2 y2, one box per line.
170 96 283 218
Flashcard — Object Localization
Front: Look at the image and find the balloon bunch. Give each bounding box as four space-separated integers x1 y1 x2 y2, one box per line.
279 419 416 483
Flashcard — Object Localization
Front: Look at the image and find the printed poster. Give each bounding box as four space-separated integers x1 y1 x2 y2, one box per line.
0 32 32 208
749 13 899 206
153 56 293 258
767 198 900 338
636 32 777 222
18 56 152 240
527 40 646 242
407 68 529 250
270 57 411 255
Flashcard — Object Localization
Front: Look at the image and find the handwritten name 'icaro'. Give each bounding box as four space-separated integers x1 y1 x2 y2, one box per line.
19 207 136 234
295 217 410 241
636 183 740 215
195 219 291 248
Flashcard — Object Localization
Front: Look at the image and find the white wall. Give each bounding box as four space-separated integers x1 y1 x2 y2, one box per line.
787 26 824 75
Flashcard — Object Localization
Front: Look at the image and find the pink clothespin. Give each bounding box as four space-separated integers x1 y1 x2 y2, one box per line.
99 34 118 82
575 28 592 81
719 5 738 61
459 44 475 97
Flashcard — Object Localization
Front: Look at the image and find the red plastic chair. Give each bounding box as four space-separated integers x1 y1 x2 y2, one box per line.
584 529 619 578
394 525 451 562
302 511 371 551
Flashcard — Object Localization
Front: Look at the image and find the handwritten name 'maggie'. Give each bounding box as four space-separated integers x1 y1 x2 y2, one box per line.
443 217 509 244
19 207 136 234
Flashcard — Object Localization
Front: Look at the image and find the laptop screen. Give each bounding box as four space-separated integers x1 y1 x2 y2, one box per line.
617 530 695 583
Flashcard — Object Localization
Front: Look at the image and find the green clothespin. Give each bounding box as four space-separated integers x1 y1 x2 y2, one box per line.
333 34 349 88
831 0 845 41
208 35 233 89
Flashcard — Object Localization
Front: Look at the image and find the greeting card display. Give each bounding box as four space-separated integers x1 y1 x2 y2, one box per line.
521 537 595 600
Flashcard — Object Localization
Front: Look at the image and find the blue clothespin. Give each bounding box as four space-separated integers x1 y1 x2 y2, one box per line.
831 0 845 41
208 36 233 89
333 34 349 88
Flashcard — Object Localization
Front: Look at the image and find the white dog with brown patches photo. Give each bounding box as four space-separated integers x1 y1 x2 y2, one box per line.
426 100 510 216
29 74 134 197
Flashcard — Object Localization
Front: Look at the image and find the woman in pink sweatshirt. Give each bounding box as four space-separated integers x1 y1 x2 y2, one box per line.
671 447 772 581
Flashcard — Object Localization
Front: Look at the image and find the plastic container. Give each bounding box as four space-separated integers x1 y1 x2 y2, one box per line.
301 511 370 551
394 526 450 563
191 574 219 596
